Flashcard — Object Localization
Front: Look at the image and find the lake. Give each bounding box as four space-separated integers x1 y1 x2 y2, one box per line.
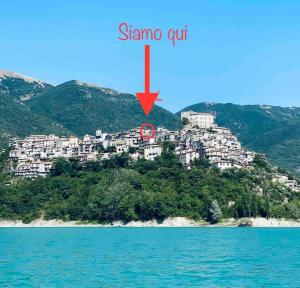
0 228 299 287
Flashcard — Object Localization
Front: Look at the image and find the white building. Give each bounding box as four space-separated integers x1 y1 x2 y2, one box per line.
181 111 215 129
212 160 233 170
272 175 300 192
176 149 199 167
143 145 162 161
15 161 52 178
9 112 258 177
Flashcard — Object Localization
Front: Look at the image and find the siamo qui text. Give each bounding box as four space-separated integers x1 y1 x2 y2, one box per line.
118 22 188 46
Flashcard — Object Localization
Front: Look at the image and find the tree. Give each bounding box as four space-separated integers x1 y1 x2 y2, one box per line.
181 117 190 126
51 158 72 176
87 169 140 222
128 147 137 154
208 200 223 223
102 153 130 169
193 157 210 168
0 147 11 172
162 141 175 152
253 154 268 169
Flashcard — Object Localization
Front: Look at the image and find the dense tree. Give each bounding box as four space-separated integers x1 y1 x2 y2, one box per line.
181 117 190 126
0 152 299 223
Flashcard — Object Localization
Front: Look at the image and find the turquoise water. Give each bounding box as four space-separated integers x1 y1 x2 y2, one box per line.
0 228 300 287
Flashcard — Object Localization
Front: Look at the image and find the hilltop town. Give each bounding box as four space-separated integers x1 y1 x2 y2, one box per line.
7 111 299 192
8 111 253 174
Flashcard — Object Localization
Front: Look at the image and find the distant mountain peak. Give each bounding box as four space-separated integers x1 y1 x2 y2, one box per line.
0 70 53 102
259 104 273 110
72 80 119 95
0 69 47 86
204 101 219 106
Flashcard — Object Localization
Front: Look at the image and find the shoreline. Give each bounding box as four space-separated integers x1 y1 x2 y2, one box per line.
1 217 300 228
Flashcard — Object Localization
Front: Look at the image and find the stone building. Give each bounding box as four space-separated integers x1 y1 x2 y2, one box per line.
181 111 215 129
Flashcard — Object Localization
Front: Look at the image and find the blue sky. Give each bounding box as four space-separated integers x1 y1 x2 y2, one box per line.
1 0 300 112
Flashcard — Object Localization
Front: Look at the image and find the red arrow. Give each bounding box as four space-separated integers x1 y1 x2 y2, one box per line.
136 45 159 116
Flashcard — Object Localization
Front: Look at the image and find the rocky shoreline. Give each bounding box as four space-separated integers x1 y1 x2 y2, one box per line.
1 217 300 228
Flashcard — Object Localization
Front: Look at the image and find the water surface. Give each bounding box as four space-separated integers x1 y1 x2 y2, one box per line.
0 228 299 287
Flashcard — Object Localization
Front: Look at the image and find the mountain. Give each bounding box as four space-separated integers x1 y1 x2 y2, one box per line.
28 80 180 135
3 70 299 173
0 70 53 101
0 71 71 147
178 102 300 172
0 93 71 146
0 71 180 147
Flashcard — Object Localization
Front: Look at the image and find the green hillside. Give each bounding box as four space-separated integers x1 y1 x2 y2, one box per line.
0 93 71 143
178 103 300 172
1 151 299 224
28 80 180 135
0 71 71 146
0 70 53 101
0 71 180 148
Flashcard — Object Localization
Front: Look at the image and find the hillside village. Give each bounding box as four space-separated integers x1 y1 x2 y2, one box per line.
8 111 300 192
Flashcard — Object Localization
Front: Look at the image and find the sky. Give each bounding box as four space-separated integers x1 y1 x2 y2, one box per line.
1 0 300 112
